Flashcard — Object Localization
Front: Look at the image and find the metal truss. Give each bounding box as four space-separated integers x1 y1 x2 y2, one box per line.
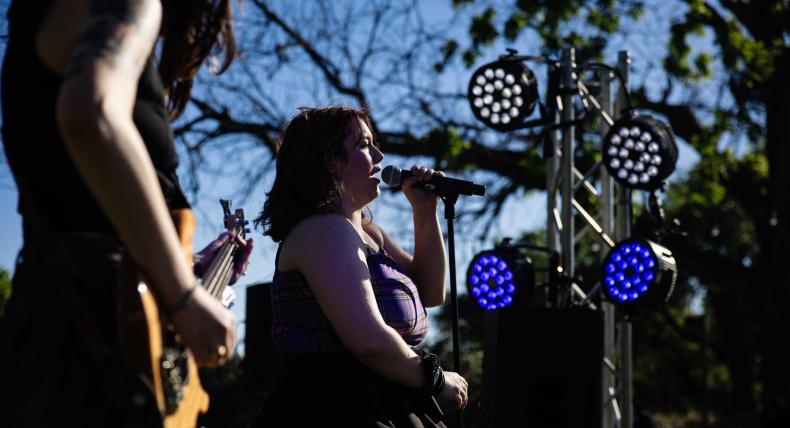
543 49 635 428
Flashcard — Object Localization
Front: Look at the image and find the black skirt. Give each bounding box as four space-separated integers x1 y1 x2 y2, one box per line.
261 351 447 427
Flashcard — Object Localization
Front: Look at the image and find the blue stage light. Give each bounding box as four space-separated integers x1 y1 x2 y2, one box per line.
467 246 534 311
600 238 677 312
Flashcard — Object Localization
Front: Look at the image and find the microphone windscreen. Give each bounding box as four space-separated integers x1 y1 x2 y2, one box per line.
381 165 402 186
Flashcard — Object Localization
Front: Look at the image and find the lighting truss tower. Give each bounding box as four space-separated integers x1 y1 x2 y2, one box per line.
468 46 672 428
544 49 635 428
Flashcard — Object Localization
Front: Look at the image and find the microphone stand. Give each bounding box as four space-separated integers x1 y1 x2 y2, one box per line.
441 192 464 428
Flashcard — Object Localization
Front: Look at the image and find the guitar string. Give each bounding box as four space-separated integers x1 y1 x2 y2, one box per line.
202 239 232 291
211 246 234 300
205 242 236 300
209 244 235 299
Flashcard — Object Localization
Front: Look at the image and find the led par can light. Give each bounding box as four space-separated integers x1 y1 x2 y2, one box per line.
602 113 678 190
601 238 677 313
468 59 539 132
467 247 534 311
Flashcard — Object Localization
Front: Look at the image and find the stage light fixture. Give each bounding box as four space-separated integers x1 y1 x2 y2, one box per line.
468 59 539 132
467 246 534 311
601 238 677 312
602 113 678 190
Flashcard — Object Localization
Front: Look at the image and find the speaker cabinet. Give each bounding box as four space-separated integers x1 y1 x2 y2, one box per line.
243 282 277 388
483 308 604 428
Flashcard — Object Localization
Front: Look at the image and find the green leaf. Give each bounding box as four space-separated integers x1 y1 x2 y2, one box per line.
462 49 478 67
433 39 460 73
470 8 499 47
0 269 11 316
693 52 713 80
586 9 619 33
504 12 527 40
452 0 475 7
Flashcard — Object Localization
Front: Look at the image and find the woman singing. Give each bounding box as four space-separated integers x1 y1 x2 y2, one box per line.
256 106 468 426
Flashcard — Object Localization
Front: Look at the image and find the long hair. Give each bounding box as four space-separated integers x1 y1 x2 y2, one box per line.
160 0 236 120
255 106 374 242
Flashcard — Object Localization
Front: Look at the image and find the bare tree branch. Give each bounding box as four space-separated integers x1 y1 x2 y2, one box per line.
252 0 368 107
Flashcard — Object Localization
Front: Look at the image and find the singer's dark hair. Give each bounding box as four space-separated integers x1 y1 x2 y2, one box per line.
255 105 375 242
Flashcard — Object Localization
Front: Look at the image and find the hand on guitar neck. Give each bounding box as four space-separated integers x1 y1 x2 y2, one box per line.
194 230 254 286
169 286 238 368
121 203 254 424
172 201 253 368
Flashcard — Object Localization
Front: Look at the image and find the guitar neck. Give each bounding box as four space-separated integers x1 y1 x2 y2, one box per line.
201 241 237 301
203 200 248 305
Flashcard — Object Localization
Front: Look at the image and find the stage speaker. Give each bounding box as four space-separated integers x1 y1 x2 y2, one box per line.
483 307 604 427
243 282 277 388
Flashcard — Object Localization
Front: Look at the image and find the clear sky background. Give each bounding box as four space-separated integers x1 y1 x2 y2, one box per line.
0 0 706 349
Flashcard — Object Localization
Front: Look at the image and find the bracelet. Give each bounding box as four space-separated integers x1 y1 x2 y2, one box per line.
166 286 196 315
193 255 205 277
415 348 445 397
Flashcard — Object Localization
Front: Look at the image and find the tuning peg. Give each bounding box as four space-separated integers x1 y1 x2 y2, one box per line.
221 199 233 217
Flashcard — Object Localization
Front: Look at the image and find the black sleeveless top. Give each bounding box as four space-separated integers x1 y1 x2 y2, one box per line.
1 0 190 237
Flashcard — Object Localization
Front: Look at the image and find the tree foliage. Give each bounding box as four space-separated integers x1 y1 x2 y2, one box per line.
435 0 788 425
0 269 10 317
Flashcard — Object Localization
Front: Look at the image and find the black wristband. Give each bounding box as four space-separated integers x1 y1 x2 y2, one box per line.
166 286 196 315
415 348 445 397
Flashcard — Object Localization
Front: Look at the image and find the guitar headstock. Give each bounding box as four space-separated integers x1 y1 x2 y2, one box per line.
220 199 250 240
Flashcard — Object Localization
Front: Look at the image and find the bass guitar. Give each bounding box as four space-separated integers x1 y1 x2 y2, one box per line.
118 200 249 427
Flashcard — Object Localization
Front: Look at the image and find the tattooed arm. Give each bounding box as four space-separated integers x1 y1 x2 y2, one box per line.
53 0 235 366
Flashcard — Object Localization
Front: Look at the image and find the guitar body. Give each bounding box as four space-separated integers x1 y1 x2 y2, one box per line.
117 208 209 428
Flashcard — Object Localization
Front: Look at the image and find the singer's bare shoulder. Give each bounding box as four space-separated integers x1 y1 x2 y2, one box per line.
363 221 414 273
361 221 385 249
277 214 363 272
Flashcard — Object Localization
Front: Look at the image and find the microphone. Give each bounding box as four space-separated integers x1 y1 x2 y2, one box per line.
381 165 486 197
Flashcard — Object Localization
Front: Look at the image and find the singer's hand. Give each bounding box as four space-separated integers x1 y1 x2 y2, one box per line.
437 370 469 410
402 165 444 210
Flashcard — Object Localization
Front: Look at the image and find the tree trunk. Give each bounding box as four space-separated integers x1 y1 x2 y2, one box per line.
761 47 790 427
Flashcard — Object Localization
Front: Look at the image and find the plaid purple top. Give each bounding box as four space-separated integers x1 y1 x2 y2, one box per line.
271 245 429 355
